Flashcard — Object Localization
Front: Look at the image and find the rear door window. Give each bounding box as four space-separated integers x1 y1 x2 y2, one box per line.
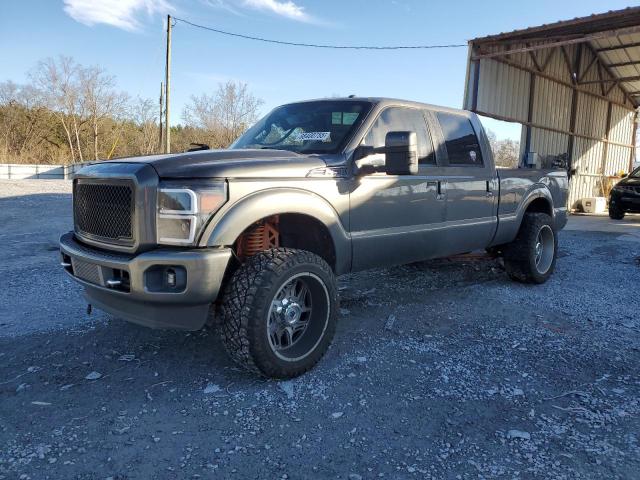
362 107 436 165
436 112 483 166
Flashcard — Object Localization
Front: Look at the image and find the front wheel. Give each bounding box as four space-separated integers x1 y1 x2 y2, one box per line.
218 248 338 378
609 204 625 220
503 213 558 284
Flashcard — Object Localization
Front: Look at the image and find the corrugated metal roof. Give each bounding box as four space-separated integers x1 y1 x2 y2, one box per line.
470 7 640 107
470 7 640 43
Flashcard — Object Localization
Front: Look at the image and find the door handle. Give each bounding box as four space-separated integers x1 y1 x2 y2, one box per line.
486 180 494 197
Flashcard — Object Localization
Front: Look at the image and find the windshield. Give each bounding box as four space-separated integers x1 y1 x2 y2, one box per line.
630 166 640 178
230 101 372 154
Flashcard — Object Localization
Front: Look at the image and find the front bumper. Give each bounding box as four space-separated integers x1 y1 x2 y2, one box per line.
59 232 232 330
610 190 640 212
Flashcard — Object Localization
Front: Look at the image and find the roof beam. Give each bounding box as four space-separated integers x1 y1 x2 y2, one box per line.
596 63 606 96
606 60 640 68
597 41 640 53
527 44 543 71
540 47 556 72
584 42 637 105
606 80 620 96
578 56 599 82
579 75 640 85
473 108 635 148
561 46 575 82
488 56 635 110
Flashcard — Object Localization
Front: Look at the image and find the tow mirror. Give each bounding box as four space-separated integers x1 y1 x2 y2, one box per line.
354 131 418 176
384 131 418 176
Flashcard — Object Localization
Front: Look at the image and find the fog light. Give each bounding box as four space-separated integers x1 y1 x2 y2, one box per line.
145 265 186 292
166 268 177 288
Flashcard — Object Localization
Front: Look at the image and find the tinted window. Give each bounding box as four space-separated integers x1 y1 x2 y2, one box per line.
437 112 483 166
231 101 372 154
362 107 436 165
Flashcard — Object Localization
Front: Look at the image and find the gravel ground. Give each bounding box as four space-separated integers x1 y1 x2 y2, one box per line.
1 180 640 480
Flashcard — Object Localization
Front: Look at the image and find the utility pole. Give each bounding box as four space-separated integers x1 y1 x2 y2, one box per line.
165 15 172 154
158 82 164 152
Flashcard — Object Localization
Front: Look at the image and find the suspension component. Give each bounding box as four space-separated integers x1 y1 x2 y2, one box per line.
236 215 280 260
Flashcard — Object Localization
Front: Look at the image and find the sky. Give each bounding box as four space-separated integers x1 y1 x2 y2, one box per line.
1 0 638 140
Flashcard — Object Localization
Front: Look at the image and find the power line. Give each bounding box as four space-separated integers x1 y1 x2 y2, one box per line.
172 17 466 50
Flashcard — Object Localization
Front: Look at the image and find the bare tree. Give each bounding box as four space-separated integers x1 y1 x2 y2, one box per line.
215 81 264 146
182 93 218 132
2 60 264 163
80 66 128 160
486 129 520 168
182 81 263 148
130 97 159 155
30 56 82 162
0 81 59 163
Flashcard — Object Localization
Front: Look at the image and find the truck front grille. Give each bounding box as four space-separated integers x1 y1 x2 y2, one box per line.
73 182 134 245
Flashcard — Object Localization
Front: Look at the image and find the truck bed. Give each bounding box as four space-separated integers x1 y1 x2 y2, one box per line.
491 168 569 246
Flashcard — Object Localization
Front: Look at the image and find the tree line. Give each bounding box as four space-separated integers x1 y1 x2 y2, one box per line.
2 55 520 167
0 56 263 165
485 129 520 168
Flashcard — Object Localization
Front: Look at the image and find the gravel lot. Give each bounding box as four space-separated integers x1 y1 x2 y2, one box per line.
1 180 640 480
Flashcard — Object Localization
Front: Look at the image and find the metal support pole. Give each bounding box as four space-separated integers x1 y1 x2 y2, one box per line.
159 81 164 152
566 44 583 175
523 73 536 167
630 112 638 173
600 102 613 194
165 15 172 154
471 58 480 112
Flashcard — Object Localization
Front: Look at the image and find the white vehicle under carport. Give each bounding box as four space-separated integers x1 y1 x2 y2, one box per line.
60 97 568 378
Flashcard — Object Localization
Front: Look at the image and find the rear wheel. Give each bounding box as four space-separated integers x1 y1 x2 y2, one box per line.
218 248 338 378
503 213 557 284
609 204 625 220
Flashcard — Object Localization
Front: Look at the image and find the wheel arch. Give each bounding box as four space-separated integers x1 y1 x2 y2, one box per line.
523 194 553 217
201 188 351 274
490 184 555 247
517 185 554 226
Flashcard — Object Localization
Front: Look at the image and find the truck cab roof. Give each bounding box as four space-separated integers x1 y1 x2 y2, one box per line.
284 96 476 118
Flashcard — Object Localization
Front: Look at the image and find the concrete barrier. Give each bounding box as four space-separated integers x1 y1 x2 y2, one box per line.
0 163 87 180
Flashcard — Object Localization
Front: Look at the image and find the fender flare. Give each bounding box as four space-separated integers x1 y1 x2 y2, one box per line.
516 185 554 225
200 187 351 274
490 184 554 247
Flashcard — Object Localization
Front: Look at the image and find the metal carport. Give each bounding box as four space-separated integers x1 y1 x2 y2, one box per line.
464 7 640 208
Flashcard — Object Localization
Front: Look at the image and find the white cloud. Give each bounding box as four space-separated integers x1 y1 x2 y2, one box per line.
242 0 310 22
63 0 173 31
202 0 243 16
206 0 313 22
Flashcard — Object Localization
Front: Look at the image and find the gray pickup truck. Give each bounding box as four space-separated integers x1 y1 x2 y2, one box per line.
60 97 568 378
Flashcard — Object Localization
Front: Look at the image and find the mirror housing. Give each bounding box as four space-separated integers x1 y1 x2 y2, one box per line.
384 131 418 175
353 131 419 176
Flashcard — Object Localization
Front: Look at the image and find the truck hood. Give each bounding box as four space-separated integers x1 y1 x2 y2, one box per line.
108 149 333 179
619 176 640 187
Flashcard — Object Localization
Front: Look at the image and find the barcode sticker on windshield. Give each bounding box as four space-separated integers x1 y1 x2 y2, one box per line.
296 131 331 142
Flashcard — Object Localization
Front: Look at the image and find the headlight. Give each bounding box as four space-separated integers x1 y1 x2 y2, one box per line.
157 181 227 245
